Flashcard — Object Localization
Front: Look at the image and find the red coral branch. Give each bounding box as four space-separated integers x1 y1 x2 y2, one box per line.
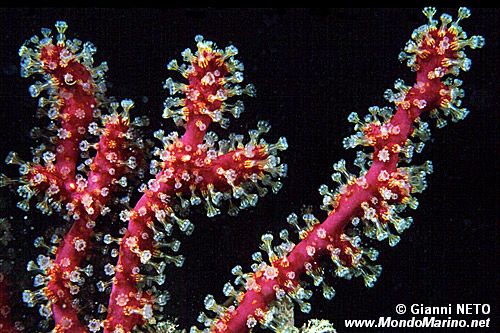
3 25 286 333
45 111 132 331
104 36 285 333
36 41 97 183
196 8 484 333
5 22 141 332
0 8 484 333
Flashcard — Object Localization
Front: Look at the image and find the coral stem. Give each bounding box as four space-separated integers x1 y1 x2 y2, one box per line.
217 82 439 333
205 8 484 332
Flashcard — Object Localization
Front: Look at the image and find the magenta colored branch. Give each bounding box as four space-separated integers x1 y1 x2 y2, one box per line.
104 36 284 333
0 7 484 333
214 83 437 333
195 8 485 333
4 23 141 332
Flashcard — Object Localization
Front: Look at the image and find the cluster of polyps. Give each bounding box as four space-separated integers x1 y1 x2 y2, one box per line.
0 7 485 333
194 8 483 333
104 36 287 333
0 22 286 333
1 21 146 333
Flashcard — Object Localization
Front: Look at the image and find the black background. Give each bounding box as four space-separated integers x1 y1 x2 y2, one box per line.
0 8 497 333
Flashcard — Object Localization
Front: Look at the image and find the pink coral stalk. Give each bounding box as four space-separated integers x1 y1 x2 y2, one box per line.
196 8 484 333
105 36 286 333
6 22 141 332
3 25 286 333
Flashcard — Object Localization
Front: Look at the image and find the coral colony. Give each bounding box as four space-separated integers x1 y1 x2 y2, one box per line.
0 7 484 333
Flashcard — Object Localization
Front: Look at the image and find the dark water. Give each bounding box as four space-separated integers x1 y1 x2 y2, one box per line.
0 8 497 333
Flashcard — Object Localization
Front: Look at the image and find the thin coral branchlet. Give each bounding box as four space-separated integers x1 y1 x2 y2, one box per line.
2 22 146 332
1 22 149 333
